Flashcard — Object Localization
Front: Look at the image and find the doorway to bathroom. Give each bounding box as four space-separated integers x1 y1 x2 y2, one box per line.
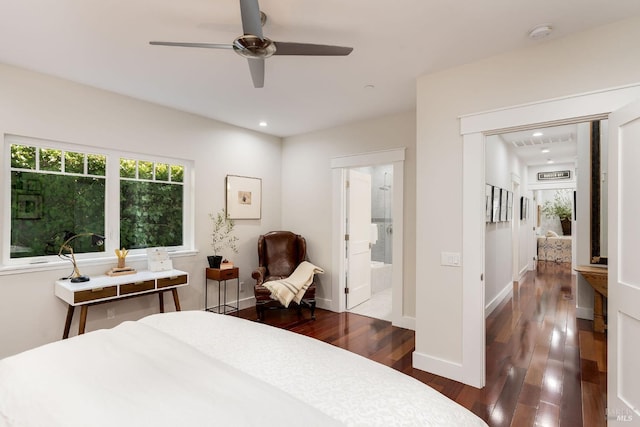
347 164 394 321
330 147 405 328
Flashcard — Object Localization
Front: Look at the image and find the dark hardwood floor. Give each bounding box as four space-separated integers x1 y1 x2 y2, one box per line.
236 261 606 426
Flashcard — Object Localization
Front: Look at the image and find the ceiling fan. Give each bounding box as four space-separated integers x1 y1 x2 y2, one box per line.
150 0 353 88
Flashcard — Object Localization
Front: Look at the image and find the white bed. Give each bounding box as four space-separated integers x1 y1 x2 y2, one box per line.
0 311 487 426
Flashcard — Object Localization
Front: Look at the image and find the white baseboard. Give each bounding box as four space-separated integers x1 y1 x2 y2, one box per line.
315 297 332 310
576 306 594 320
412 351 465 384
518 265 528 281
393 315 415 331
485 281 513 318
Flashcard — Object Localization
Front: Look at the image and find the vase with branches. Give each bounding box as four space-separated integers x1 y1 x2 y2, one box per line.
208 209 239 268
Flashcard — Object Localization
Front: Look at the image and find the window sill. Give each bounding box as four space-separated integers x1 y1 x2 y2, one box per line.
0 249 199 277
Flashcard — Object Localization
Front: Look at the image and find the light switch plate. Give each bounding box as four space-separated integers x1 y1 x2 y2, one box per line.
441 252 461 267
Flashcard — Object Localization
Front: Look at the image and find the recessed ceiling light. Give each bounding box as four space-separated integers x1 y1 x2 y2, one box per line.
541 148 550 153
528 24 553 40
259 121 267 127
533 131 543 137
547 159 554 164
364 84 375 90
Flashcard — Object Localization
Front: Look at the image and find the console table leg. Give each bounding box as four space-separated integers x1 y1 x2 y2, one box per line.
79 306 88 335
172 288 182 311
159 292 165 313
63 305 75 339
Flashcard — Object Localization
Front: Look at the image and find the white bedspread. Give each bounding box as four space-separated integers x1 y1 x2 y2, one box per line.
0 318 340 427
0 311 488 427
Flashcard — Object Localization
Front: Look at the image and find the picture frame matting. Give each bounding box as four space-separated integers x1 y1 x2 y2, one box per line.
225 175 262 219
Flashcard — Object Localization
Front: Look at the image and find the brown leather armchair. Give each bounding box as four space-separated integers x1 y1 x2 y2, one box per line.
252 231 316 322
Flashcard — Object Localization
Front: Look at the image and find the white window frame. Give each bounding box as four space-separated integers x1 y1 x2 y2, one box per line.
1 134 195 272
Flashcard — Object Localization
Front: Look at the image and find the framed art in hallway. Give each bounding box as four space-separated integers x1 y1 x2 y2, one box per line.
485 184 492 222
491 186 500 222
499 188 507 222
225 175 262 219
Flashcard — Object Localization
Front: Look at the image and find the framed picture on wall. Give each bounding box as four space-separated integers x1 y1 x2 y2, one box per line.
485 184 493 222
520 196 526 220
225 175 262 219
500 188 508 222
491 186 500 222
506 191 513 221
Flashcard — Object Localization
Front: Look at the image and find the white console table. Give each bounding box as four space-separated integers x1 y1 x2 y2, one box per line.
55 269 188 339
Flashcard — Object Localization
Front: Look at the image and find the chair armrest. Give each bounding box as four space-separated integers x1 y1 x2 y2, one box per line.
252 267 267 285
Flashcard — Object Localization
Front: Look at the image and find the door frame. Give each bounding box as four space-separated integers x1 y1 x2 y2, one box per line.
330 148 410 329
459 83 640 388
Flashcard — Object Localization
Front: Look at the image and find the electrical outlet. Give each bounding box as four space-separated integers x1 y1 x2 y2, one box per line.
107 309 115 319
239 281 245 292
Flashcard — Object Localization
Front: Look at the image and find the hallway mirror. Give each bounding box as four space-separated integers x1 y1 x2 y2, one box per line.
590 120 608 264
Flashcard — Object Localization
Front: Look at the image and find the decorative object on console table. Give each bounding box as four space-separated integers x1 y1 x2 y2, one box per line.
148 247 173 271
58 232 105 283
107 248 136 276
209 208 239 269
220 259 234 270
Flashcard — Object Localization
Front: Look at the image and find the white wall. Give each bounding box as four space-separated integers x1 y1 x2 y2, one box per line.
0 63 283 358
281 112 416 317
415 16 640 370
484 136 528 315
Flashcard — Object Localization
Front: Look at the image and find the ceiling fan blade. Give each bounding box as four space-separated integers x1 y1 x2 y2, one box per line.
149 41 233 50
247 58 265 88
272 42 353 56
239 0 263 39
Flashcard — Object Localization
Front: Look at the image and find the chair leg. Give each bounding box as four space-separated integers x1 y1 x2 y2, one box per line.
306 300 316 320
256 303 264 322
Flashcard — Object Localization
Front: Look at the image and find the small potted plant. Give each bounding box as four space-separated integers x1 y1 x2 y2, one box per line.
541 190 573 235
208 209 239 268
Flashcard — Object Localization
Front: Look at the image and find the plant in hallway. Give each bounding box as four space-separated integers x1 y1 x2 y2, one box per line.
541 189 573 235
208 209 239 268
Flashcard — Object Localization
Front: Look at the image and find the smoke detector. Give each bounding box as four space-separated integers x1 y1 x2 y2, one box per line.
528 24 553 40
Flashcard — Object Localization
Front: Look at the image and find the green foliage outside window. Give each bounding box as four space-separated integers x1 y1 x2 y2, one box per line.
9 142 186 260
119 158 184 249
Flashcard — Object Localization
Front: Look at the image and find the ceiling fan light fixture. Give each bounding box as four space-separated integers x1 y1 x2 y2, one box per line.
233 35 276 59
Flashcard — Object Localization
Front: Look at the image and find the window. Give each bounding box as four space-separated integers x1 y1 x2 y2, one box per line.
5 135 192 266
119 158 184 249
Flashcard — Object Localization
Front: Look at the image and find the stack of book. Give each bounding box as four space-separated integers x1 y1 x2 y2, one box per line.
106 266 137 276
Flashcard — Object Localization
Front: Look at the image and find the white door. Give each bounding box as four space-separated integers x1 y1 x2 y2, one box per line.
608 99 640 424
346 169 372 309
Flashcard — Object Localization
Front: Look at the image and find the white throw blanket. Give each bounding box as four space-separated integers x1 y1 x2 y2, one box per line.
263 261 324 307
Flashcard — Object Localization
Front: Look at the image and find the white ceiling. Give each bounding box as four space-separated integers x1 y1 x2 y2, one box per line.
500 124 578 167
2 1 640 137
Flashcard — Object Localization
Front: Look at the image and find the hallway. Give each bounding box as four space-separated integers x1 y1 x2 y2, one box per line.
482 261 606 426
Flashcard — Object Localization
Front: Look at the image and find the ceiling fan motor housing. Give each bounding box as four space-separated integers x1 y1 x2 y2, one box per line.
233 35 276 59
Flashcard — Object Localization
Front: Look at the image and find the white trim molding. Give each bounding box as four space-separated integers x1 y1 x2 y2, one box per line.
459 82 640 389
331 148 407 328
